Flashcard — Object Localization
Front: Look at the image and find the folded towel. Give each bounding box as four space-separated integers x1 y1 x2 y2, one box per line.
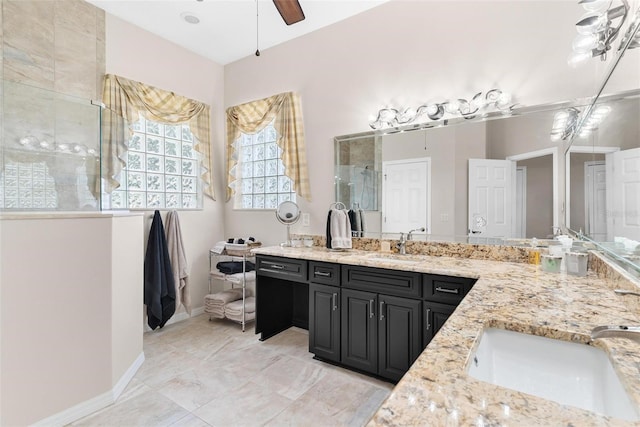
225 297 256 315
225 311 256 323
329 209 352 249
209 270 256 284
216 261 256 274
211 241 227 254
359 209 366 237
204 289 243 304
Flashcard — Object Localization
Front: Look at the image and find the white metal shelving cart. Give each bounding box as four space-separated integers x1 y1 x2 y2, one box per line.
207 246 257 332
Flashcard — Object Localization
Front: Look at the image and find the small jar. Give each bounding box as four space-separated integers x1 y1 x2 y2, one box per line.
541 255 562 273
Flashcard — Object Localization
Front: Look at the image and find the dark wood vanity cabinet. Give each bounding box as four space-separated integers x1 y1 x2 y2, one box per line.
308 261 342 362
340 266 422 382
255 255 309 341
258 255 475 382
422 274 477 348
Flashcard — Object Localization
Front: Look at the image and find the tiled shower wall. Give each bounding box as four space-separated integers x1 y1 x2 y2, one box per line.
0 0 105 210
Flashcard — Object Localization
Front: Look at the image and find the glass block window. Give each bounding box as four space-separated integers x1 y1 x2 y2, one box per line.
107 117 202 210
234 122 296 209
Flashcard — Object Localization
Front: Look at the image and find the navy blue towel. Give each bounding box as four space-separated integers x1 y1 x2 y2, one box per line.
144 210 176 330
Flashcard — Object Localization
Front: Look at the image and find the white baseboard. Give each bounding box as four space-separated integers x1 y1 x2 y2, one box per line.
112 352 145 400
144 305 205 332
33 352 145 427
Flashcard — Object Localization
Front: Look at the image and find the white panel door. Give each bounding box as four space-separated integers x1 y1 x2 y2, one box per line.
468 159 515 238
585 162 607 241
382 158 430 234
607 148 640 241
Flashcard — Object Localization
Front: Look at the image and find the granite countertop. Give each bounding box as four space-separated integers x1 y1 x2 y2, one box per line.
252 246 640 426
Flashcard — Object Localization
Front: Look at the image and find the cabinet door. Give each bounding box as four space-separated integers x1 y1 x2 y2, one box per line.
341 288 378 374
378 295 422 382
309 284 340 362
423 302 455 349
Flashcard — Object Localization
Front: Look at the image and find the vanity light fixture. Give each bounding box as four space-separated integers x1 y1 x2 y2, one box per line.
368 89 515 130
568 0 630 66
549 105 610 141
17 135 98 157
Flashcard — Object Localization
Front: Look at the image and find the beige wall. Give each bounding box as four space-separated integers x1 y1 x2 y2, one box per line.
104 14 227 316
111 214 144 385
517 156 554 238
223 0 608 243
1 217 113 425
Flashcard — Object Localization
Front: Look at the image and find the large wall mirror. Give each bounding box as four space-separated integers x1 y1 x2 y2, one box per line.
334 8 640 274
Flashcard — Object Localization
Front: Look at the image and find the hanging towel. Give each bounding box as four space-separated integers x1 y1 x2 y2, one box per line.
325 210 333 249
359 209 366 237
165 210 191 315
330 209 352 249
144 210 176 330
354 208 362 237
348 209 357 237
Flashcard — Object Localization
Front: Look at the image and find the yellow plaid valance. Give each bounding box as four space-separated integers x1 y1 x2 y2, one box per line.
102 74 215 199
226 92 311 202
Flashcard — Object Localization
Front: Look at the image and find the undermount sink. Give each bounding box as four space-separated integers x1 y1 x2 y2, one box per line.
367 255 420 265
467 328 639 421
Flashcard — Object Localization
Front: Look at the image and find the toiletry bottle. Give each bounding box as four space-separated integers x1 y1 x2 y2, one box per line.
528 238 540 265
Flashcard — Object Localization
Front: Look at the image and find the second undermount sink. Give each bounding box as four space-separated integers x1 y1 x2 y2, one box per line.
467 328 639 421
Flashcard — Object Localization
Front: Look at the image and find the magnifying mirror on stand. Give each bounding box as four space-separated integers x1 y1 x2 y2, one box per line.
275 201 301 247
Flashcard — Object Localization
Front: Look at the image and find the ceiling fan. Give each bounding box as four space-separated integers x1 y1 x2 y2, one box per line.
273 0 305 25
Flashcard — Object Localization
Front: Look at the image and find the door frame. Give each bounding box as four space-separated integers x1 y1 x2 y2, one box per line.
515 166 527 238
507 147 559 234
565 145 620 230
381 157 431 236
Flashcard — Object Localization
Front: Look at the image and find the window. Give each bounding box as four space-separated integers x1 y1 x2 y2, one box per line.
107 116 202 210
234 122 296 209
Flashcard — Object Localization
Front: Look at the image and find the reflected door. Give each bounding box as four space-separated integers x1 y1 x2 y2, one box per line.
585 162 607 241
468 159 515 238
607 148 640 241
382 158 430 234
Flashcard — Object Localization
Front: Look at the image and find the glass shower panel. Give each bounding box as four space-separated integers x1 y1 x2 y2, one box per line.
1 81 102 211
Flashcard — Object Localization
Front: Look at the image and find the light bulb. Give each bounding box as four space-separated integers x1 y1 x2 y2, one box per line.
568 50 592 67
445 100 460 114
496 93 512 107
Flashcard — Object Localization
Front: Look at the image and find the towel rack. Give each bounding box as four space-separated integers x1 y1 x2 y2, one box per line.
330 202 346 210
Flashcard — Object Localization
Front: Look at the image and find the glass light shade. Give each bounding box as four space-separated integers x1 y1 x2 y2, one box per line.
576 13 607 35
580 0 611 13
568 50 593 67
572 33 600 52
445 100 460 114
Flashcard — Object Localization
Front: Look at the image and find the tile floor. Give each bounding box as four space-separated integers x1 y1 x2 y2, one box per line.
72 314 393 426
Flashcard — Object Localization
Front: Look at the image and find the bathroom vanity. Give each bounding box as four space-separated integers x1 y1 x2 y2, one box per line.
253 245 640 425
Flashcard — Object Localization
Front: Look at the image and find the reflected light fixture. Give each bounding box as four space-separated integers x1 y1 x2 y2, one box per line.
549 105 611 141
568 0 630 66
369 89 515 130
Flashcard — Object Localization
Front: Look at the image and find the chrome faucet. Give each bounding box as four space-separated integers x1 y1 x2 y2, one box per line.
397 232 407 255
591 325 640 342
407 227 426 240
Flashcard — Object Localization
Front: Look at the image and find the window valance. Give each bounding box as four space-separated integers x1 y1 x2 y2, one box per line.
102 74 215 199
225 91 311 201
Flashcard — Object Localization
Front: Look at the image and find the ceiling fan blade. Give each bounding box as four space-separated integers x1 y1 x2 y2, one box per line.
273 0 305 25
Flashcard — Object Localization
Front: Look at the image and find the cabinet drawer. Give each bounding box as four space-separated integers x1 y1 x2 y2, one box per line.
309 261 340 286
423 274 476 304
342 265 421 298
256 255 308 283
